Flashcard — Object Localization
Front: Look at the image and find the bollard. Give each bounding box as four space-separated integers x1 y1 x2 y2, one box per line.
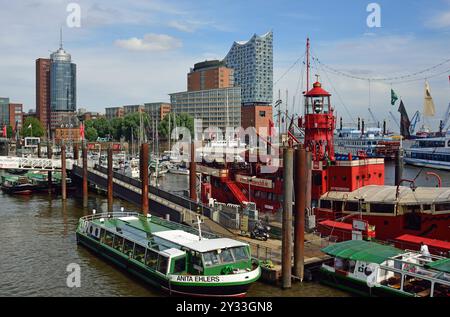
282 147 294 289
107 147 113 213
189 142 197 201
82 142 88 207
61 144 67 200
294 146 306 281
140 143 149 215
47 142 52 194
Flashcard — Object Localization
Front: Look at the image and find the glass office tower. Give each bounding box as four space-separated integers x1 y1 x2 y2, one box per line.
50 46 76 113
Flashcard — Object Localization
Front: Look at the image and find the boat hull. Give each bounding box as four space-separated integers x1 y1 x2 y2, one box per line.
404 157 450 171
319 268 413 297
76 232 257 297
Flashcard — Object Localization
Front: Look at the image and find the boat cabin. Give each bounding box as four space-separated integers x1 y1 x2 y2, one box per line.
321 240 450 297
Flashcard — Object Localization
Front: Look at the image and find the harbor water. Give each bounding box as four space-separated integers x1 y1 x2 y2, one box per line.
0 162 447 297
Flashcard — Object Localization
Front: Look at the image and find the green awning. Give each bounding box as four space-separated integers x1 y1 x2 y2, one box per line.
321 240 403 264
425 258 450 273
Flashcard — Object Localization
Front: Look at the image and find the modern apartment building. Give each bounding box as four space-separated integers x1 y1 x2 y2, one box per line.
169 87 241 132
224 31 273 105
187 60 234 91
105 107 125 120
0 97 10 128
144 103 171 122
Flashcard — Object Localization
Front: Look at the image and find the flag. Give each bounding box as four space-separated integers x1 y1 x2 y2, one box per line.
268 119 275 136
423 81 435 117
27 123 32 129
2 125 6 137
391 89 398 106
397 100 411 139
80 122 85 140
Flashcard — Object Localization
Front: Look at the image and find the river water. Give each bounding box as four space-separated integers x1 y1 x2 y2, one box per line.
0 162 447 297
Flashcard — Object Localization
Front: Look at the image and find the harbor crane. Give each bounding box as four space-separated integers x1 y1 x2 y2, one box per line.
409 111 421 135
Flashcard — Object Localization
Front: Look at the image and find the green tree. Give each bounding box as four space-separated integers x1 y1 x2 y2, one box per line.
93 117 113 139
121 112 150 142
158 113 194 139
110 117 124 141
6 126 13 138
21 117 44 138
85 127 98 142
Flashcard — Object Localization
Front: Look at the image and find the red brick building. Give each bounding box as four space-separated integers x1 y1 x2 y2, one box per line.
241 103 273 137
36 58 51 129
8 103 23 131
187 60 234 91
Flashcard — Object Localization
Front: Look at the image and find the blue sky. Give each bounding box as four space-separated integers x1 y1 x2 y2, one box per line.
1 0 449 131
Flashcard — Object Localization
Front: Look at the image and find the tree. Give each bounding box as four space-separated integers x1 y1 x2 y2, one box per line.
110 117 124 141
21 117 44 138
85 127 98 142
158 113 194 139
93 117 113 139
6 126 13 138
121 112 150 142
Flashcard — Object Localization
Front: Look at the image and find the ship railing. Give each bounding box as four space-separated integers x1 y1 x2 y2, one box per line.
79 212 140 222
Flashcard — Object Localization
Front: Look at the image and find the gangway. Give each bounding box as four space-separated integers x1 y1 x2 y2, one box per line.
0 156 74 171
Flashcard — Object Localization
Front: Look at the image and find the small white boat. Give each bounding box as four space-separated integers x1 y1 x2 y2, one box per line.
168 166 189 175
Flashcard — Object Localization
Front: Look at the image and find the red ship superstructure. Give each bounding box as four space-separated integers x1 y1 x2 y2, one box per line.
197 38 450 242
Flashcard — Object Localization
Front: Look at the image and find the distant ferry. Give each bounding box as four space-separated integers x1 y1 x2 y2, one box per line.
404 131 450 170
76 211 261 297
335 127 400 160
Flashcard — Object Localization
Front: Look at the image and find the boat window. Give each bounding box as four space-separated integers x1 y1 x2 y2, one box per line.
113 235 124 252
320 200 332 209
433 282 450 297
202 251 220 267
157 255 169 275
379 269 402 290
403 274 432 297
344 202 359 212
104 231 114 247
333 201 343 212
173 257 186 274
423 204 431 212
123 240 135 257
145 249 159 270
232 246 249 261
435 203 450 212
219 249 234 264
370 203 395 214
133 244 146 264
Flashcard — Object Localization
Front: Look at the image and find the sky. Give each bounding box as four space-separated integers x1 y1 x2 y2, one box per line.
1 0 450 131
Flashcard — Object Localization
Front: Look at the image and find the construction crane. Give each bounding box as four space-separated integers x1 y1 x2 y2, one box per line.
368 107 379 126
409 111 421 135
389 111 400 129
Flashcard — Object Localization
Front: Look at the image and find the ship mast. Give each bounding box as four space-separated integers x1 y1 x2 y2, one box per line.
306 38 310 95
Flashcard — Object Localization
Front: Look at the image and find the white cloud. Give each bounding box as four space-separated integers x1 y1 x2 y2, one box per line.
114 33 182 52
426 10 450 29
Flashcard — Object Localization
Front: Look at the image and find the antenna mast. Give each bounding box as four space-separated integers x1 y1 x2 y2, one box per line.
60 27 63 49
306 38 310 93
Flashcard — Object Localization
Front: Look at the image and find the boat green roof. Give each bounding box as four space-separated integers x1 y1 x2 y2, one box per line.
321 240 403 264
425 258 450 273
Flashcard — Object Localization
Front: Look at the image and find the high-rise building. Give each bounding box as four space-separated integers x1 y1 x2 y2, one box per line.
49 41 76 130
187 60 234 91
0 97 10 128
169 87 241 132
36 58 51 129
224 31 273 105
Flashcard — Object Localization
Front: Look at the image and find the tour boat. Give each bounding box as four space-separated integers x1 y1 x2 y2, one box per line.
319 240 450 297
1 175 34 195
76 211 261 297
403 131 450 171
334 127 400 160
